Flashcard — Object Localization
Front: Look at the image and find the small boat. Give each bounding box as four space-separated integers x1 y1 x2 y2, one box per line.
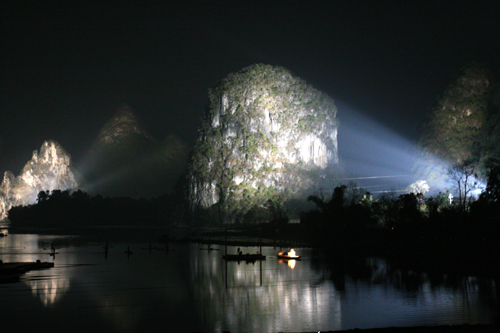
0 260 55 271
0 260 55 283
277 249 300 260
223 253 266 261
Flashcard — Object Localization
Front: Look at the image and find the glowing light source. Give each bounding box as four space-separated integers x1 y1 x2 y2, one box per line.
278 249 299 261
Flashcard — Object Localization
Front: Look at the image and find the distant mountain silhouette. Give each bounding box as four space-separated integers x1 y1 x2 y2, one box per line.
82 104 189 198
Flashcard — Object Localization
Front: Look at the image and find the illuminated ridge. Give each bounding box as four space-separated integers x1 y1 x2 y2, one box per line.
0 141 80 219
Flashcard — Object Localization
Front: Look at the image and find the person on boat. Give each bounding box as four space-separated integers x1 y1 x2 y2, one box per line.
51 243 56 254
237 247 241 255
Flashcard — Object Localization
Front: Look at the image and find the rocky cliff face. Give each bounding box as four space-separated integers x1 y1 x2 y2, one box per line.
84 104 189 198
0 140 80 219
188 64 339 223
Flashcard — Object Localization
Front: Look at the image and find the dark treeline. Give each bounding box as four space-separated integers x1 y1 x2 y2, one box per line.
8 189 187 228
298 165 500 261
6 165 500 265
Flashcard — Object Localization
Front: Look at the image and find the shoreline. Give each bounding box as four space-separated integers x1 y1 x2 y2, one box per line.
5 223 500 276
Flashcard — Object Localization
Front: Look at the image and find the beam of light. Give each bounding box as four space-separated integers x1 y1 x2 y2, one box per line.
349 184 395 189
334 101 486 197
336 175 410 181
78 162 138 194
75 141 181 197
335 101 422 194
370 190 407 194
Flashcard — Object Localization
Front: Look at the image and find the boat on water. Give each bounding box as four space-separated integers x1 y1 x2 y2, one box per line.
223 253 266 261
0 260 55 271
222 226 266 262
0 260 55 283
277 249 300 260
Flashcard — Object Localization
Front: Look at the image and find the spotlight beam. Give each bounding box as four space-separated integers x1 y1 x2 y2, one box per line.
370 190 407 193
337 175 410 181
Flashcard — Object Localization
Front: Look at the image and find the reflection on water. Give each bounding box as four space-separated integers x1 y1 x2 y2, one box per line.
190 246 342 332
0 234 499 332
0 234 73 306
29 277 71 306
279 258 297 269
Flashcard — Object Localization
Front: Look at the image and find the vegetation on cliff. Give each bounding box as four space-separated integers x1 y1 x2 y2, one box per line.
417 63 500 188
188 64 340 224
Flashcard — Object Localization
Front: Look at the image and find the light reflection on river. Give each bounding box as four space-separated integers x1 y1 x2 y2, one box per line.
0 233 498 332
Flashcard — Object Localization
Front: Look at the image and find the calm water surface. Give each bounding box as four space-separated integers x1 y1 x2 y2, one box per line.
0 233 498 332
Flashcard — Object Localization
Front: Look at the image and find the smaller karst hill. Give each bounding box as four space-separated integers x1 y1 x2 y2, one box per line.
83 104 189 198
0 140 80 219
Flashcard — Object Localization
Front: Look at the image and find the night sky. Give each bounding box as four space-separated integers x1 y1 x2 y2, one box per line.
2 2 499 184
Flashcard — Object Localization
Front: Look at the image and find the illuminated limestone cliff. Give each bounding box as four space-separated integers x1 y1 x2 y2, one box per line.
84 104 189 198
188 64 339 223
0 140 80 219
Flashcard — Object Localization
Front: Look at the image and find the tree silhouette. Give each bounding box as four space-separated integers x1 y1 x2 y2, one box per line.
447 162 479 212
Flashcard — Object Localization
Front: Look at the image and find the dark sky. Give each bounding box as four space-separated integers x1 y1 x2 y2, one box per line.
2 1 499 178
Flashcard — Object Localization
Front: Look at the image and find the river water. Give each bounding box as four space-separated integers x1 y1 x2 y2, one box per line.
0 232 498 332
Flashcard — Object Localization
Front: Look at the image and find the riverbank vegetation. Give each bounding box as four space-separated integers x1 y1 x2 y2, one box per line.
7 162 500 267
7 189 187 228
